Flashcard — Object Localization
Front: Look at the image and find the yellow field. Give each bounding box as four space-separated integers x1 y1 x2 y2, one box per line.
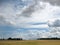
0 40 60 45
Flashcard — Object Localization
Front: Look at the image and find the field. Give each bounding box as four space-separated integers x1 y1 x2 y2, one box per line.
0 40 60 45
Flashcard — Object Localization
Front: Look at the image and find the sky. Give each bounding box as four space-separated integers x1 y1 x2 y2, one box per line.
0 0 60 40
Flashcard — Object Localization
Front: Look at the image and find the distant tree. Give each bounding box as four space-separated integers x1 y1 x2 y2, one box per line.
37 38 60 40
7 37 23 40
8 37 12 40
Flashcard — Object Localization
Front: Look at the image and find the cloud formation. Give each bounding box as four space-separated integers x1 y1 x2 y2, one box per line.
0 0 60 39
41 0 60 6
48 19 60 27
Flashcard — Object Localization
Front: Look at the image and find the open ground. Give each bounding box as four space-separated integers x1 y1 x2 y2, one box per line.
0 40 60 45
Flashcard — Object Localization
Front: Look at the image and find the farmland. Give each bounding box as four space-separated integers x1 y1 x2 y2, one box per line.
0 40 60 45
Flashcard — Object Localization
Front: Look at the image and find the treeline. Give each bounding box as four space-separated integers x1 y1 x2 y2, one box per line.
37 38 60 40
0 37 23 40
0 37 60 40
8 37 23 40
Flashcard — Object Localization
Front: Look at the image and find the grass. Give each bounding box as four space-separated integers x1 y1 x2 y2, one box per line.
0 40 60 45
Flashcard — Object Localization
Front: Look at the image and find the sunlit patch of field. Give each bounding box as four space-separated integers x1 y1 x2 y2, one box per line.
0 40 60 45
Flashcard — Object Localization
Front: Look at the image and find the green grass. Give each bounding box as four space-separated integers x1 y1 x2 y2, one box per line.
0 40 60 45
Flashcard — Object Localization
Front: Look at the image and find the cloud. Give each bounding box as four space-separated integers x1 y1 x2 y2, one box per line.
0 0 60 27
17 0 44 17
0 15 16 26
48 19 60 38
28 22 47 25
48 19 60 27
41 0 60 6
17 4 35 17
53 19 60 27
0 0 60 39
11 30 50 40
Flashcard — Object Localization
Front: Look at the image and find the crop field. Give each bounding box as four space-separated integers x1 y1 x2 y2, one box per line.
0 40 60 45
